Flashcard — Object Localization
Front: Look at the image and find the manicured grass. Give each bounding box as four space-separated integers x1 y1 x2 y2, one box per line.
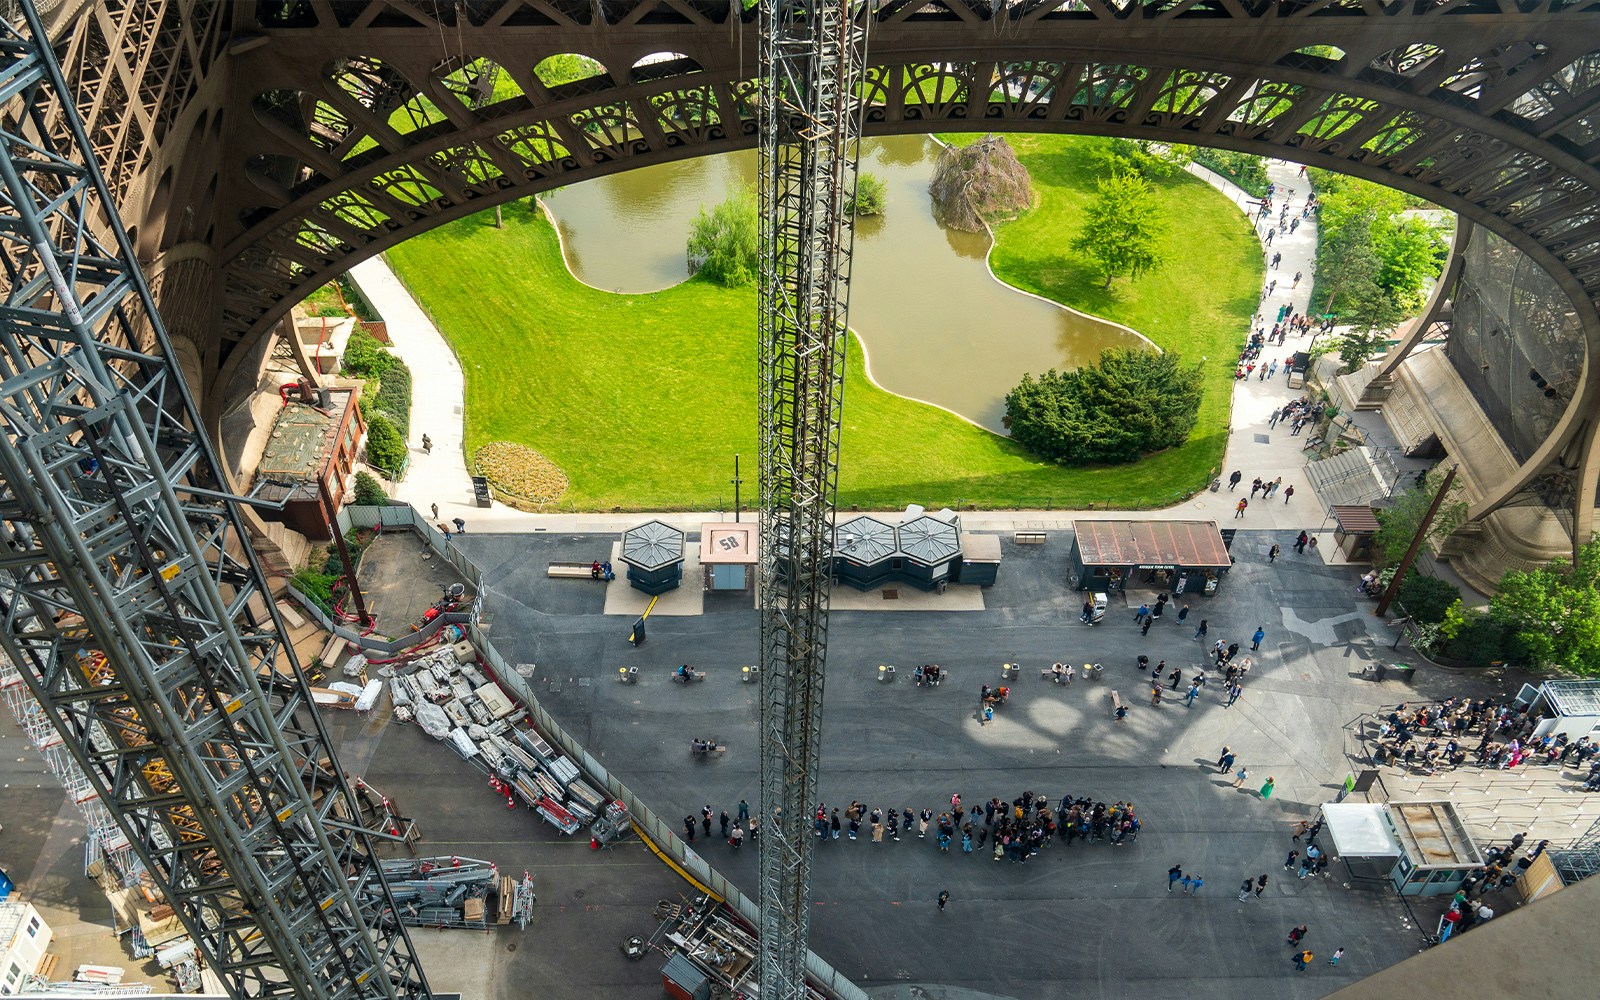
383 136 1261 511
943 134 1264 496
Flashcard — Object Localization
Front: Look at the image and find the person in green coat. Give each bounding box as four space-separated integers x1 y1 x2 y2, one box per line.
1260 776 1277 799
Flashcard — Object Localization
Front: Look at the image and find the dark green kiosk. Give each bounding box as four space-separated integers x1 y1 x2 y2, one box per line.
619 520 686 596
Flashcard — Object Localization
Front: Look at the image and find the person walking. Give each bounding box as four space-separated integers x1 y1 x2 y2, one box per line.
1220 749 1236 773
1216 745 1232 769
937 890 949 912
720 810 731 840
1151 684 1163 707
1226 683 1243 708
1295 530 1309 554
1255 873 1268 897
702 806 713 838
1228 470 1242 491
1239 877 1254 901
1235 498 1248 519
1168 864 1184 892
1329 947 1345 966
430 502 439 520
1185 681 1201 707
1252 626 1266 650
1179 873 1194 895
1250 477 1263 498
684 816 697 842
1141 616 1153 637
1287 925 1308 946
738 799 750 823
1269 543 1280 562
1283 484 1295 504
1293 950 1313 973
1260 776 1277 800
1226 642 1240 663
918 808 931 838
1232 766 1250 788
1284 850 1299 871
1168 666 1182 690
1194 618 1208 641
830 808 841 840
1177 604 1190 625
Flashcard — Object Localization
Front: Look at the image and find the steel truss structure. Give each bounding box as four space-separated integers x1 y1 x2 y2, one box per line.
755 2 865 999
0 6 429 999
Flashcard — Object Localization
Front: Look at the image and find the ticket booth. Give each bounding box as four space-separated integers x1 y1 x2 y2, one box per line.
1322 801 1483 896
699 522 758 593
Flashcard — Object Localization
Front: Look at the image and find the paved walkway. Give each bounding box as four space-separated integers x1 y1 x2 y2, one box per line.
349 159 1346 543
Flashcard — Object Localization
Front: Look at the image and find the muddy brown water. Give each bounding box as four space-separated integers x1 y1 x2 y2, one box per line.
542 135 1145 432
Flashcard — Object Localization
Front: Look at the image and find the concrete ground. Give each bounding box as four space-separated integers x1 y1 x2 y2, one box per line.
455 528 1532 1000
0 714 168 989
317 708 688 1000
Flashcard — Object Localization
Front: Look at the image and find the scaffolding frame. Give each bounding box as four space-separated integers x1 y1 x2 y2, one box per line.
755 3 866 1000
0 5 428 998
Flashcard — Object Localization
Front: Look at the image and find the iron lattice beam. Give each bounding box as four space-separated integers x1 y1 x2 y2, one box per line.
0 5 429 999
756 3 865 999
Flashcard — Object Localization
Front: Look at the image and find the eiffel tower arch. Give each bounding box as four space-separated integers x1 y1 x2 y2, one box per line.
37 1 1600 572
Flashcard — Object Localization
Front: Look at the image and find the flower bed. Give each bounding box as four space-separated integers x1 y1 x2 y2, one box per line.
474 441 569 509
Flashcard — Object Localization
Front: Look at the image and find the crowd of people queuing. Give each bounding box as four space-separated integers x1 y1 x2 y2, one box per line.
1368 697 1600 787
681 791 1142 863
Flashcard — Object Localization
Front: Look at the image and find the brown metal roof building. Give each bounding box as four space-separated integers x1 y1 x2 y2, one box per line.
1069 520 1233 596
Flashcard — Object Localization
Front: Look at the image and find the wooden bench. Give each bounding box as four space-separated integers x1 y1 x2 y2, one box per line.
548 561 600 579
1110 690 1124 720
1013 531 1047 545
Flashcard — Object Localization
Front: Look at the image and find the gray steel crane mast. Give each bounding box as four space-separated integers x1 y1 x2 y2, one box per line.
0 4 429 998
756 2 866 998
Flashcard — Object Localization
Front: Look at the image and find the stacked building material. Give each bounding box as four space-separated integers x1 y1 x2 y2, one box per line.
364 857 531 931
387 642 607 838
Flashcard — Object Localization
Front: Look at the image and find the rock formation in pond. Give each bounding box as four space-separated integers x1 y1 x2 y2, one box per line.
927 135 1034 234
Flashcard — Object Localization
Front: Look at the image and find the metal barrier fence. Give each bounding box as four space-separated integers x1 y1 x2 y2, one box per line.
331 503 865 1000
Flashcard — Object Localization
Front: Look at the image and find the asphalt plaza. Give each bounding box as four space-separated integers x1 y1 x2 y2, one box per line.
449 527 1518 999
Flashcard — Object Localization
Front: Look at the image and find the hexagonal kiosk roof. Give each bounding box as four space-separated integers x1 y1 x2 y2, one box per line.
619 519 686 571
897 514 961 567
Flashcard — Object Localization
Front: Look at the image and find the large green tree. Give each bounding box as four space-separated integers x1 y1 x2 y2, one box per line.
1490 540 1600 675
1005 348 1203 465
1070 171 1170 289
1370 468 1468 567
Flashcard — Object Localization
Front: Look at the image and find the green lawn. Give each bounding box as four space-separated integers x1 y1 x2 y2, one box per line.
383 136 1261 511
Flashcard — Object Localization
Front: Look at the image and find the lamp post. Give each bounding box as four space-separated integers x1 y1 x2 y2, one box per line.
732 453 743 523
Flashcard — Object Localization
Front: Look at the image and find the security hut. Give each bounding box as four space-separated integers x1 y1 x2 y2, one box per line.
896 513 963 592
1068 520 1232 596
1512 679 1600 739
699 522 758 593
619 520 686 596
1322 801 1483 896
833 516 899 591
955 533 1001 587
